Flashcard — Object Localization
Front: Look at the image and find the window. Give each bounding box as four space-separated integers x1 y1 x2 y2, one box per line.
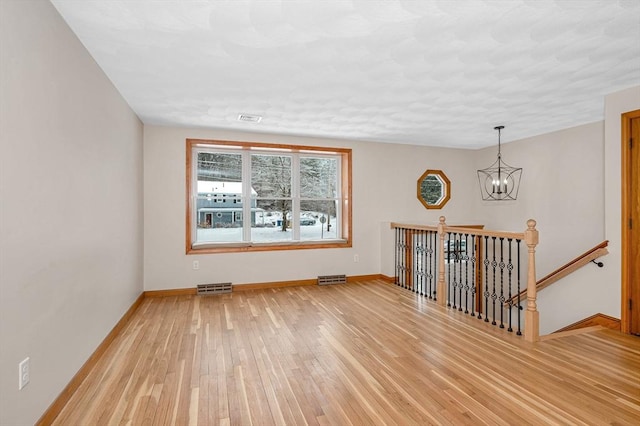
417 169 451 210
186 139 352 253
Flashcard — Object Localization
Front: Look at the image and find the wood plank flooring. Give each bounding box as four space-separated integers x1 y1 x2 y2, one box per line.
51 280 640 425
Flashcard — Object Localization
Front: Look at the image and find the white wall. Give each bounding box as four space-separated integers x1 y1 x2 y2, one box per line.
143 125 477 290
0 1 144 425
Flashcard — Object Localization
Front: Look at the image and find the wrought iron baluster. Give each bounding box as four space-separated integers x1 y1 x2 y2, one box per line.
499 237 505 329
470 234 477 317
404 228 409 288
432 230 438 300
457 233 464 310
416 230 424 295
452 233 459 310
413 230 418 294
457 233 463 311
418 230 424 296
423 230 429 297
517 239 522 336
483 235 490 322
424 230 429 298
491 236 498 326
507 238 514 332
433 230 438 299
447 231 452 307
405 229 410 289
463 233 470 314
426 230 433 299
408 229 413 290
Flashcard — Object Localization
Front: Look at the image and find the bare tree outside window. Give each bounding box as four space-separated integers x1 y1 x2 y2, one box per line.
301 157 338 233
252 154 292 232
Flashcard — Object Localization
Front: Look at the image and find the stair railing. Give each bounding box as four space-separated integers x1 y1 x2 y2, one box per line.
391 216 540 342
504 240 609 305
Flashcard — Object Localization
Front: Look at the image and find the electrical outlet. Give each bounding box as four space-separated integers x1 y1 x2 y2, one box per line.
19 357 29 390
193 260 199 270
354 254 359 263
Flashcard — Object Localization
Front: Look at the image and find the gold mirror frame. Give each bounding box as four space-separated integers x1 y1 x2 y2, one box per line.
417 169 451 210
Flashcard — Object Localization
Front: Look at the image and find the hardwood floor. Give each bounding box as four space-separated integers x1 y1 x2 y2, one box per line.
51 280 640 425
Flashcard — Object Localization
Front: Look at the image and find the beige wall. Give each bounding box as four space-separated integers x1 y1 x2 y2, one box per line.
473 121 606 276
468 84 640 333
535 85 639 333
143 125 477 290
143 97 636 334
0 1 144 424
472 122 608 333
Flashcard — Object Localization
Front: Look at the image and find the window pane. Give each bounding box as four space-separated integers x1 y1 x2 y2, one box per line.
251 154 292 198
300 200 338 240
420 174 444 205
196 152 243 242
300 157 338 198
252 199 292 242
198 152 242 181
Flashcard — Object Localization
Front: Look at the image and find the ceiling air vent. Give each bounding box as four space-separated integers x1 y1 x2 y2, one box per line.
237 114 262 123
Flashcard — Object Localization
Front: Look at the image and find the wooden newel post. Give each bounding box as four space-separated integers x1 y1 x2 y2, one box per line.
524 219 540 342
437 216 447 306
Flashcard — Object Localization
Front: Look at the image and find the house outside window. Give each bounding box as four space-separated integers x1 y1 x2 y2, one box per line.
186 139 352 253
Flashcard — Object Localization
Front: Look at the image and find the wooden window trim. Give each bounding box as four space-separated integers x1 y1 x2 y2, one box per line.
417 169 451 210
185 139 352 254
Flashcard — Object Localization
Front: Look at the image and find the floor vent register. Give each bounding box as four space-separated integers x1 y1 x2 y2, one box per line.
197 282 232 295
317 275 347 285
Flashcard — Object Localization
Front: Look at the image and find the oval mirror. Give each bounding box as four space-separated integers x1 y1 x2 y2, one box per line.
417 169 450 209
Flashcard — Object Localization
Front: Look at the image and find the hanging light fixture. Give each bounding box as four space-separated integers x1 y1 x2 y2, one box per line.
477 126 522 201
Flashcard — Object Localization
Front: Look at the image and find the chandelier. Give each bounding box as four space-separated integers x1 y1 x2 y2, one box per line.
477 126 522 201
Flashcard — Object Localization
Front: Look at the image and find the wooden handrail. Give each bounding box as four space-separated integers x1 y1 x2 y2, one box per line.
537 240 609 284
444 226 523 240
392 222 517 238
390 222 437 232
505 240 609 305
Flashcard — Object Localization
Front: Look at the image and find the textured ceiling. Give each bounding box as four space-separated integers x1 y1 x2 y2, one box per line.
50 0 640 149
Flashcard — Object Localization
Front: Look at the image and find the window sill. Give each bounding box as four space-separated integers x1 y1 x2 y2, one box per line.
188 239 351 254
